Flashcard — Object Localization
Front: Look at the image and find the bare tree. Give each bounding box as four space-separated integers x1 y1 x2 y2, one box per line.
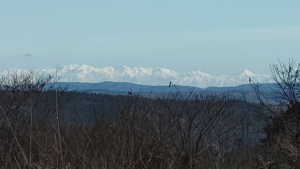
0 70 68 168
245 59 300 168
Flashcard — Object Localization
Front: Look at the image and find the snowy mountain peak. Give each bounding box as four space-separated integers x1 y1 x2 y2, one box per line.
65 64 81 70
240 69 255 76
0 64 273 88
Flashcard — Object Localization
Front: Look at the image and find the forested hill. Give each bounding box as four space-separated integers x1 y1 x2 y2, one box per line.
55 81 277 93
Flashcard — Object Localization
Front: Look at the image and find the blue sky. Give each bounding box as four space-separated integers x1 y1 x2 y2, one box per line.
1 1 300 75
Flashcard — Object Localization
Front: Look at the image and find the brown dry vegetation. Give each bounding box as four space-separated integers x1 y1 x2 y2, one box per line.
0 59 299 169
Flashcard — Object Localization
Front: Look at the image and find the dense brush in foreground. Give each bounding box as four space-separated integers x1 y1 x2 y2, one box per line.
0 89 262 168
1 58 300 169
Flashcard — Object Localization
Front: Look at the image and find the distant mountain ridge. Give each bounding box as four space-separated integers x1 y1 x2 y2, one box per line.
56 81 276 93
0 64 274 88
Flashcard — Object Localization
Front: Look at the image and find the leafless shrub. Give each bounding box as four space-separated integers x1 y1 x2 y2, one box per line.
244 59 300 168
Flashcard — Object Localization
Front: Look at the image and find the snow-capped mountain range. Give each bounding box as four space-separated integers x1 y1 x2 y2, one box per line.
0 64 273 88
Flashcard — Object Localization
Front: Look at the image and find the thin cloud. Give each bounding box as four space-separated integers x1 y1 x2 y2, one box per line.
23 53 34 57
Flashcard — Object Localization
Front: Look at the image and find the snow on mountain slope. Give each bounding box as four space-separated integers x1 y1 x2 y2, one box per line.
0 65 273 88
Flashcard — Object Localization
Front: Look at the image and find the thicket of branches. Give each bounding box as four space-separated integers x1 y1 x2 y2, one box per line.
245 59 300 168
0 59 299 169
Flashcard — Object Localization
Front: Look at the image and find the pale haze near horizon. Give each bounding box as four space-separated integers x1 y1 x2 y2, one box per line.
1 1 300 76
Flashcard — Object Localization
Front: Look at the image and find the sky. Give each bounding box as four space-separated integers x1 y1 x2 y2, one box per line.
1 1 300 76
